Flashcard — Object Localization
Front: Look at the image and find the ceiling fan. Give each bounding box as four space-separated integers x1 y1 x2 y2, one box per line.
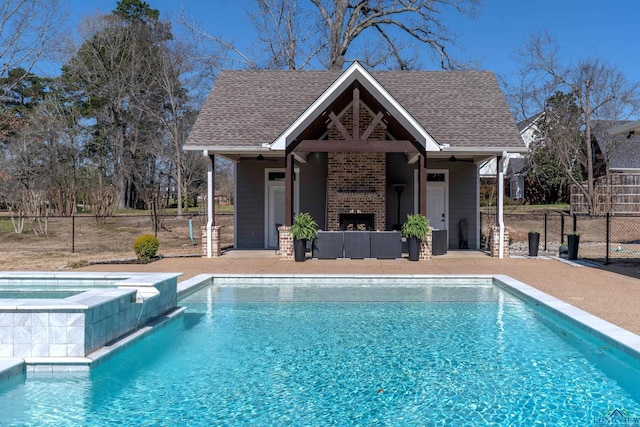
256 154 279 162
437 155 475 163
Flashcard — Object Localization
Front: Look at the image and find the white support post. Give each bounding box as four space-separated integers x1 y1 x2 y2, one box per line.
497 152 506 259
205 150 213 258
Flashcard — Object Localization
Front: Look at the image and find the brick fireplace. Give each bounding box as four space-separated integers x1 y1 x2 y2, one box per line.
325 100 388 231
326 152 386 231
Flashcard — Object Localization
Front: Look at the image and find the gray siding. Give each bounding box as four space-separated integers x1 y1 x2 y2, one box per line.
236 157 326 248
389 157 479 249
448 163 478 249
236 161 272 248
299 153 327 229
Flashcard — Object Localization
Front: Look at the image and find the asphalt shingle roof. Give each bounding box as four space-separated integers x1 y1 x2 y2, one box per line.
507 157 526 176
592 120 640 170
185 69 524 151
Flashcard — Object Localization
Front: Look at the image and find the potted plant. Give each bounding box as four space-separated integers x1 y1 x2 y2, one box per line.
290 212 318 262
567 232 580 260
401 214 430 261
528 230 540 257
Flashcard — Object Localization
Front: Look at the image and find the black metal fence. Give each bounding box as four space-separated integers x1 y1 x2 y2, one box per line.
0 213 234 255
481 211 640 265
4 211 639 265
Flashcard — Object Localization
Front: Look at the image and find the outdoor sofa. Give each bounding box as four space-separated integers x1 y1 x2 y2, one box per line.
312 230 402 259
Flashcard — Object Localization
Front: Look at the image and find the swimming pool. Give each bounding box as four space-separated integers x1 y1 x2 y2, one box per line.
1 279 639 425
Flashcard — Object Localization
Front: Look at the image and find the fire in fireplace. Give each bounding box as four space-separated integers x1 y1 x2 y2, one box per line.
339 213 374 231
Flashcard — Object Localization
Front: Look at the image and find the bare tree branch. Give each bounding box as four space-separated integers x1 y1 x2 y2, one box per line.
181 0 479 72
0 0 66 93
248 0 324 70
312 0 480 70
179 13 258 70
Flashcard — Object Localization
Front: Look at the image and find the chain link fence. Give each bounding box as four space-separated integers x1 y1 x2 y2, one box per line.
481 211 640 265
0 214 234 256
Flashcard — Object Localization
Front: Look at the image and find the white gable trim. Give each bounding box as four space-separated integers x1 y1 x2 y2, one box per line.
609 119 640 137
269 62 440 152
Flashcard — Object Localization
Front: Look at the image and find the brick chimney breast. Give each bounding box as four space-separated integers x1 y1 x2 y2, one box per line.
326 102 387 231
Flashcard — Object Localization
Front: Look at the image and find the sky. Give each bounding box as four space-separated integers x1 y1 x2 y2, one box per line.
60 0 640 114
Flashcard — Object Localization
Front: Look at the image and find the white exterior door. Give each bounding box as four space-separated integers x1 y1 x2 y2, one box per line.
427 184 446 230
265 169 299 248
414 170 448 231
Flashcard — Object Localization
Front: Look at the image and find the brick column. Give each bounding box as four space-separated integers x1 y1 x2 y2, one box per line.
489 226 509 258
202 225 222 257
419 229 432 260
279 226 294 260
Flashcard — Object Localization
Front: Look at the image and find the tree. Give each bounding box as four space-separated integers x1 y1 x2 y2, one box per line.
524 106 577 204
183 0 481 71
114 0 159 22
0 68 47 143
63 0 173 211
0 0 66 166
0 0 65 97
132 38 195 217
511 31 640 214
526 92 584 204
247 0 320 70
312 0 480 70
0 73 88 227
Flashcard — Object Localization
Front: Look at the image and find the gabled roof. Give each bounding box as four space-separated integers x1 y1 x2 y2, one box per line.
517 112 543 133
592 120 640 171
270 62 438 152
608 119 640 137
506 157 526 176
185 65 524 154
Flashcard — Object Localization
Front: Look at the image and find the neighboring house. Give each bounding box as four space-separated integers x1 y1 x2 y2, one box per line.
571 120 640 214
479 113 542 200
185 63 525 254
595 120 640 173
506 157 526 200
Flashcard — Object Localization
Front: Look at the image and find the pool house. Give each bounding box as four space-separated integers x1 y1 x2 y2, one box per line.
186 63 525 259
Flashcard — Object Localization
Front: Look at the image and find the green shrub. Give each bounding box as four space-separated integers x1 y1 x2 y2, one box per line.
290 212 318 241
401 214 430 240
133 234 160 260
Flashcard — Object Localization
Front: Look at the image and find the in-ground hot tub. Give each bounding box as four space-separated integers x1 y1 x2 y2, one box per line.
0 272 181 370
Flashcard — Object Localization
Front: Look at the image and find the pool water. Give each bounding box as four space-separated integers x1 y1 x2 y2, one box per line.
1 284 640 426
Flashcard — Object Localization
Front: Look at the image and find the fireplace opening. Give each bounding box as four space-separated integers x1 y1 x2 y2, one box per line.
339 213 374 231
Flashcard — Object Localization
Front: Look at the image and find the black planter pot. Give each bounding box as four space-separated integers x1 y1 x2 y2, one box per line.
407 236 420 261
567 234 580 260
294 238 307 262
528 232 540 257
